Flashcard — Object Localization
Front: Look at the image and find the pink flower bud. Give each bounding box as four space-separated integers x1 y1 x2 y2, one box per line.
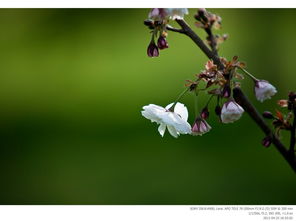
144 19 154 29
262 111 274 119
191 118 212 136
222 85 231 98
157 36 169 50
147 42 159 57
262 136 272 147
201 107 209 119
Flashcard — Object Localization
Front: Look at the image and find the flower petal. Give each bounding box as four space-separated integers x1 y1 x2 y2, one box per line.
174 102 189 121
167 125 179 138
165 103 173 110
165 102 189 121
161 112 191 134
158 123 166 137
141 104 166 123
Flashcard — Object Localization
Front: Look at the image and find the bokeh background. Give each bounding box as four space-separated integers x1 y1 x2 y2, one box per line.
0 9 295 204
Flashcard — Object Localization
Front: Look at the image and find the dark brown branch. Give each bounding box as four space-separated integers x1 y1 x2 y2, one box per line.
175 19 224 70
289 109 296 157
233 88 296 172
171 18 296 173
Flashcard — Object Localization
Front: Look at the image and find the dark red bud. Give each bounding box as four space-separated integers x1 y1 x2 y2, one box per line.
222 85 231 98
272 119 282 127
157 36 169 50
144 19 154 29
147 42 159 57
288 91 296 100
201 107 209 119
262 111 274 119
154 20 162 26
197 8 206 16
288 91 296 110
262 136 272 148
194 14 201 21
215 105 221 116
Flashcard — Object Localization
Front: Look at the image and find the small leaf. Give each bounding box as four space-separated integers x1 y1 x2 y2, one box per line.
239 62 246 68
275 109 284 121
234 72 244 80
232 56 238 62
205 60 215 70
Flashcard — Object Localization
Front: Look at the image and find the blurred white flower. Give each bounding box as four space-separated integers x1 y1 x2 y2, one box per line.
221 100 244 123
141 102 191 138
191 118 212 136
166 8 189 20
148 8 168 20
148 8 188 20
255 80 277 102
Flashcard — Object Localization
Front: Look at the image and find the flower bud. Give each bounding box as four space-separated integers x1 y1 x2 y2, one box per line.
157 36 169 50
191 117 212 136
222 85 231 98
165 8 189 20
147 42 159 57
221 100 244 123
262 111 274 119
254 80 277 102
288 92 296 110
288 91 296 100
197 8 207 21
262 136 272 148
201 107 209 119
148 8 167 20
194 14 201 21
144 19 154 29
215 105 221 116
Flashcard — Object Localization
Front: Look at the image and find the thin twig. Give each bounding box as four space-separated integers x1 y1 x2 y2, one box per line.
168 18 296 173
197 10 218 55
166 25 185 33
205 29 218 56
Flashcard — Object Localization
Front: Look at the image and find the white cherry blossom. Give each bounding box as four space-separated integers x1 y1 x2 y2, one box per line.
255 80 277 102
148 8 188 20
141 102 191 138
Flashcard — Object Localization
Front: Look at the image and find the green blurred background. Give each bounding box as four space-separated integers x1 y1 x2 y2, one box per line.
0 9 295 205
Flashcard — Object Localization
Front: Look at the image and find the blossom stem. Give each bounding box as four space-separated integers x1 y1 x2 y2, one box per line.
194 92 199 116
169 87 190 111
206 94 215 107
238 67 258 82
